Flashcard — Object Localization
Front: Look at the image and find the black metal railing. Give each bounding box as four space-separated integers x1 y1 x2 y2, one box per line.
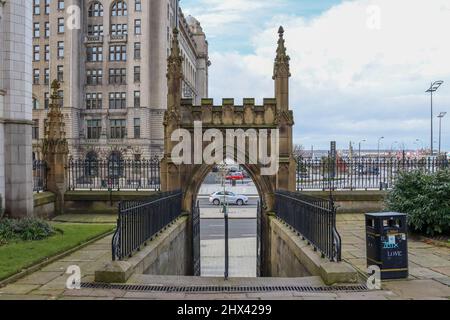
275 190 341 262
112 190 183 261
296 156 449 191
33 160 48 193
67 158 161 191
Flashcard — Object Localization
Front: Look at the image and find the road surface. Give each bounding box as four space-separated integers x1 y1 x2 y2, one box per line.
200 219 256 240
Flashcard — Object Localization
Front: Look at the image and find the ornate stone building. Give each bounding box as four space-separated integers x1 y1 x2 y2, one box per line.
31 0 209 162
0 0 35 217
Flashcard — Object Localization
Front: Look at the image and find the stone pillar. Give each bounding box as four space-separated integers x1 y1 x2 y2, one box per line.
161 28 183 193
42 81 69 215
0 0 34 218
273 26 296 192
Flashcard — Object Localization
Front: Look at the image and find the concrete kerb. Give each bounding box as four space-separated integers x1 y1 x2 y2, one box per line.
269 216 358 285
95 215 189 284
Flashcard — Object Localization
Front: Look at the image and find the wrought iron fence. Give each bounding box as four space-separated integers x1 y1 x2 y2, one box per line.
112 190 183 261
275 190 341 262
296 156 449 191
33 160 48 193
67 158 161 191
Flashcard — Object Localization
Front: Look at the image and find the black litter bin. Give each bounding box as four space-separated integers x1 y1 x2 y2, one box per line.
365 212 408 280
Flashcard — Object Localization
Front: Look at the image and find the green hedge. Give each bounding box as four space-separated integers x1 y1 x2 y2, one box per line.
385 170 450 236
0 218 58 245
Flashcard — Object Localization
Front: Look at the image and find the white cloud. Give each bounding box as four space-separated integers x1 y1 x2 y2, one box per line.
194 0 450 150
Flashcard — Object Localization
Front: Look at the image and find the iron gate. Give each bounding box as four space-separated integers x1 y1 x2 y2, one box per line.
256 200 262 277
192 198 201 276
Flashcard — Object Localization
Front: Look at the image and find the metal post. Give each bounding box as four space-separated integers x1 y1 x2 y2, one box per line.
431 87 433 156
438 112 447 155
224 204 229 280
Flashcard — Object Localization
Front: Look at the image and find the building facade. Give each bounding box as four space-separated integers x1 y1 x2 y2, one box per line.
31 0 209 162
0 0 35 217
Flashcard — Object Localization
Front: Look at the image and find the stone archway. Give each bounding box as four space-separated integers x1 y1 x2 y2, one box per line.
160 26 296 276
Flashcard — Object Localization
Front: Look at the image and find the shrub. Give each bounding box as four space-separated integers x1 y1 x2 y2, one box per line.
0 218 57 245
385 170 450 236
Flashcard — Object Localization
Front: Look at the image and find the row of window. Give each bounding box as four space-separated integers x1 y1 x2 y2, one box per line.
33 43 64 61
32 118 141 140
33 0 141 17
32 90 63 110
33 66 63 85
86 43 141 62
86 66 140 85
86 91 140 109
33 0 64 15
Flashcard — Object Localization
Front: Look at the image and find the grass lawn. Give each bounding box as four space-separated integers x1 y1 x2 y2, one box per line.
0 223 115 281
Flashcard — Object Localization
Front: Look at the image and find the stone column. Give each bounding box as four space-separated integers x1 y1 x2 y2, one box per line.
43 81 69 215
1 0 34 218
273 26 296 192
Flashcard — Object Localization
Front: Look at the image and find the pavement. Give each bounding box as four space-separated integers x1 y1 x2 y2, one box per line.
0 213 449 300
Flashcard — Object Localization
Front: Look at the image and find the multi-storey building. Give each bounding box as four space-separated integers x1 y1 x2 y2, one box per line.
31 0 209 162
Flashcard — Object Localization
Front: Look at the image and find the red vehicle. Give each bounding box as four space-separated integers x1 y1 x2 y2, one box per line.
226 172 244 181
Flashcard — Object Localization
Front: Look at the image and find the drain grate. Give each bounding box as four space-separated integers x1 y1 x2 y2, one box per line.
81 282 368 293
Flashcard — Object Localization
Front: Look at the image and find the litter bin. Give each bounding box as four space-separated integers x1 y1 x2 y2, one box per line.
365 212 408 280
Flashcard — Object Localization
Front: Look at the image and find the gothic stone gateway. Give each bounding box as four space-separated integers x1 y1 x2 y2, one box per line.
160 27 296 276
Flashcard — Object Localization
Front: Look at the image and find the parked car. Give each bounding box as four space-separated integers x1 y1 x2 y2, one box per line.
356 165 380 175
209 191 248 206
226 172 244 181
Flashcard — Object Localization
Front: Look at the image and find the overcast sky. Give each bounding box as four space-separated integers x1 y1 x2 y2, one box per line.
182 0 450 152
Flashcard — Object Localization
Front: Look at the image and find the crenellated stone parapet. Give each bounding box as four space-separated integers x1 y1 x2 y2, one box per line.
179 98 289 128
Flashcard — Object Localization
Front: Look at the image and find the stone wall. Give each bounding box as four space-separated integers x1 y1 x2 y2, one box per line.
268 215 357 285
33 192 56 219
95 215 189 283
0 0 34 218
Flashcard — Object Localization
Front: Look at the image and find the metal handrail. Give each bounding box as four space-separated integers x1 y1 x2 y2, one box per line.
112 190 182 261
275 190 342 262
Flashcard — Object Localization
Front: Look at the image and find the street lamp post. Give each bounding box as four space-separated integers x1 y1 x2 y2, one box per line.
377 136 385 161
358 139 366 159
438 112 447 155
426 81 444 156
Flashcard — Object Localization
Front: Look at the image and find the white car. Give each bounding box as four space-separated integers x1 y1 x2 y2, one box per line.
209 191 248 206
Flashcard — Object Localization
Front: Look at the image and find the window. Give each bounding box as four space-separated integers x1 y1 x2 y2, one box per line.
134 66 140 82
111 24 127 36
45 0 50 14
33 0 41 15
134 19 141 35
44 68 49 85
85 151 99 176
134 118 140 139
109 45 127 61
111 0 128 16
134 42 141 60
57 41 64 58
32 120 40 140
109 68 126 85
88 1 104 17
58 0 65 10
57 65 64 82
86 93 103 109
135 0 142 12
86 69 103 85
134 91 140 108
33 45 40 61
58 18 65 33
45 45 50 61
44 92 49 109
109 92 126 109
110 119 126 139
58 90 64 107
45 22 50 37
87 24 104 36
87 120 102 139
33 98 39 110
34 23 40 38
33 69 40 85
86 46 103 62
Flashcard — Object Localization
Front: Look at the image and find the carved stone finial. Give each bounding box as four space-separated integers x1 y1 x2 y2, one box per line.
273 26 291 79
166 28 183 119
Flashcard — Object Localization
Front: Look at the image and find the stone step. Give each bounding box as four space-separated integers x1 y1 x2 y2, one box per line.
126 274 325 287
